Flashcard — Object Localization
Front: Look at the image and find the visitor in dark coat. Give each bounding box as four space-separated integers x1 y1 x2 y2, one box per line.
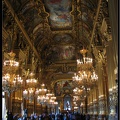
86 113 90 120
7 111 13 120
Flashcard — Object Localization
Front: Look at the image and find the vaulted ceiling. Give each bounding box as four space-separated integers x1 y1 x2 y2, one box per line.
2 0 110 89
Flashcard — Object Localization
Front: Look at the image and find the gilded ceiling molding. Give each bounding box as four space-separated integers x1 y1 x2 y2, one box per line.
89 0 102 50
4 0 40 60
2 27 9 40
102 1 112 37
20 1 35 14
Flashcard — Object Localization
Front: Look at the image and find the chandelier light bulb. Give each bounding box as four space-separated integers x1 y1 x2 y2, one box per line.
91 72 98 81
23 89 28 94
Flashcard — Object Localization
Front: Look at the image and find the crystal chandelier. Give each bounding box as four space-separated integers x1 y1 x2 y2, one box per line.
72 70 98 87
37 87 58 107
2 52 23 96
38 84 47 95
23 87 39 102
73 87 84 107
73 87 83 95
3 52 19 73
77 48 93 71
73 96 79 102
45 90 54 105
23 72 38 101
46 90 53 98
37 84 48 104
91 71 98 82
72 48 98 108
73 96 79 110
46 92 58 108
26 72 38 87
72 48 98 87
37 95 48 104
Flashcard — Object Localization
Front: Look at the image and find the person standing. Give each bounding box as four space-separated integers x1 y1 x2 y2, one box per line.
86 113 90 120
34 113 38 120
7 111 13 120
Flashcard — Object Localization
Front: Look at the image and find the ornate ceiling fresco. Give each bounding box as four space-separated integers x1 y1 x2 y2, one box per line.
2 0 111 91
44 0 72 30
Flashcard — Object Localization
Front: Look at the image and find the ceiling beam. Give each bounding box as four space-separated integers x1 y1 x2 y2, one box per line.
2 27 9 40
89 0 102 50
4 0 41 60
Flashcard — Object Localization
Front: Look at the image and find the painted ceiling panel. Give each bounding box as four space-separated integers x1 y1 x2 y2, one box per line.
46 45 76 61
53 33 73 43
44 0 72 30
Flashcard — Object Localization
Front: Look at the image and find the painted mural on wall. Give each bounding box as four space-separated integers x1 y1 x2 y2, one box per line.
44 0 72 29
54 80 74 96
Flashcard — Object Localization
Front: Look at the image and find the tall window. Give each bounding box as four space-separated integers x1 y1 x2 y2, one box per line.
2 92 7 120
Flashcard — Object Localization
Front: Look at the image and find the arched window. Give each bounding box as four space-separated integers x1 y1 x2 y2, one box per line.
64 95 72 110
